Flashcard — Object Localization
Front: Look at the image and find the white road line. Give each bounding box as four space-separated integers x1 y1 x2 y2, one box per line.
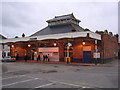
2 74 39 80
1 75 25 80
58 81 81 87
26 76 40 79
2 78 39 87
59 82 90 88
34 83 54 88
82 86 90 88
41 79 90 88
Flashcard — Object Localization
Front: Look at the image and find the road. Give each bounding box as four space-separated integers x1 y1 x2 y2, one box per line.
1 59 119 89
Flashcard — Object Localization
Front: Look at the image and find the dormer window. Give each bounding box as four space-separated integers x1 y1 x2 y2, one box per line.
72 29 76 32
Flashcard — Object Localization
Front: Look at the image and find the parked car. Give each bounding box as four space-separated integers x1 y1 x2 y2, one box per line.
2 56 16 62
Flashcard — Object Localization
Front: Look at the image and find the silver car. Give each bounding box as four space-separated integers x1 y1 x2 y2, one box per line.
2 56 16 62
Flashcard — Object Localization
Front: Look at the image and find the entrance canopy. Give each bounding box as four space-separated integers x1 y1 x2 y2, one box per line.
1 31 101 43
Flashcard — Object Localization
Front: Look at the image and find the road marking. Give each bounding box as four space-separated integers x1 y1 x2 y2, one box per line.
34 83 54 88
58 81 82 87
1 75 25 80
26 76 40 79
2 78 39 87
82 86 90 88
35 77 91 88
2 75 38 80
48 78 102 88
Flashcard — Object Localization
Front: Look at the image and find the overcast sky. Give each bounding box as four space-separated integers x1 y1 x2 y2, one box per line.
1 1 118 38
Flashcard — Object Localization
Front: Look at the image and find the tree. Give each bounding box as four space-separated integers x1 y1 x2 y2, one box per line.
22 33 25 37
15 36 18 38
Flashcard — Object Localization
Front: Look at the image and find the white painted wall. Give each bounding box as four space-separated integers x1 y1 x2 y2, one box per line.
0 44 2 60
0 51 2 60
2 31 101 43
3 45 10 57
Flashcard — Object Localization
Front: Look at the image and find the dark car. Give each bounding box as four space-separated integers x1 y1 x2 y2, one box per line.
2 56 16 62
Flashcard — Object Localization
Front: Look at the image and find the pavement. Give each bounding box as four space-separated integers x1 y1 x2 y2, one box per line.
16 60 97 66
1 59 119 89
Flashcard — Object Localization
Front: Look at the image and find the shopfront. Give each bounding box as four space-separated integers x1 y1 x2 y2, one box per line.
38 47 59 61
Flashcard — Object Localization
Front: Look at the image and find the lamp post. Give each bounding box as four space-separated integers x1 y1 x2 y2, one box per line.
66 43 72 64
95 40 98 65
101 41 104 64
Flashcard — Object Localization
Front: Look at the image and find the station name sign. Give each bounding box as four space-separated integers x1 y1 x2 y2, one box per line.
38 47 59 52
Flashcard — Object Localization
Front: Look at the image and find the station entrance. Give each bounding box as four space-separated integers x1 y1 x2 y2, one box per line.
64 43 73 62
83 46 92 63
38 47 59 61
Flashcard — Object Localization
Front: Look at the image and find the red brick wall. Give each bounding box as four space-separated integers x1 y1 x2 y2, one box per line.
73 41 83 59
73 38 95 59
100 33 118 59
58 38 96 60
9 37 102 61
10 44 26 57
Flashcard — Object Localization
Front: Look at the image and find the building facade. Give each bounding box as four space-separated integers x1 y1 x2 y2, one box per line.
0 34 10 60
0 14 119 63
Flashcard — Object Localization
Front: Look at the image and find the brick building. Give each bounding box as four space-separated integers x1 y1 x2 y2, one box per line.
1 14 119 63
118 43 120 59
96 30 119 62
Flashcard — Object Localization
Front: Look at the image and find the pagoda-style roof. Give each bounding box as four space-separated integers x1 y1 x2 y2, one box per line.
30 24 84 37
47 13 80 22
46 13 80 26
30 13 84 37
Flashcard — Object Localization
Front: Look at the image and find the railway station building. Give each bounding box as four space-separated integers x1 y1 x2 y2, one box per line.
0 14 119 63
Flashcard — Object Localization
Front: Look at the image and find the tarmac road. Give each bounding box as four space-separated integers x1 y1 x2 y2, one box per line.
1 59 119 89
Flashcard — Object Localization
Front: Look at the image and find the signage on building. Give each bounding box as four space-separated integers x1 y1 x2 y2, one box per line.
93 52 100 58
38 47 59 52
83 46 91 51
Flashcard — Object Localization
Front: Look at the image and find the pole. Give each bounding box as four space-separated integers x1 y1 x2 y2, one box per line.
95 40 98 65
67 46 69 64
102 41 104 64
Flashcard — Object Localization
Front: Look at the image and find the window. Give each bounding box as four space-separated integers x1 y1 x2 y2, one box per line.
72 29 76 32
7 52 10 56
2 52 6 58
64 43 73 58
40 44 45 47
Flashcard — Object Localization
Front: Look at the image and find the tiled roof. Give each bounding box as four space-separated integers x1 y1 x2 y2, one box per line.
30 24 84 37
47 13 80 22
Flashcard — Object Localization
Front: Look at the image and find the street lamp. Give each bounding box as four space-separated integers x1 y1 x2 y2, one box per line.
82 41 85 45
11 45 14 48
53 43 57 46
68 43 72 47
28 44 31 47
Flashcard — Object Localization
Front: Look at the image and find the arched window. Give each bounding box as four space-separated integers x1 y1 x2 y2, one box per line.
64 43 73 59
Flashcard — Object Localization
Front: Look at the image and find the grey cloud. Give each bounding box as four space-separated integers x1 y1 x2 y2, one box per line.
1 2 118 38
